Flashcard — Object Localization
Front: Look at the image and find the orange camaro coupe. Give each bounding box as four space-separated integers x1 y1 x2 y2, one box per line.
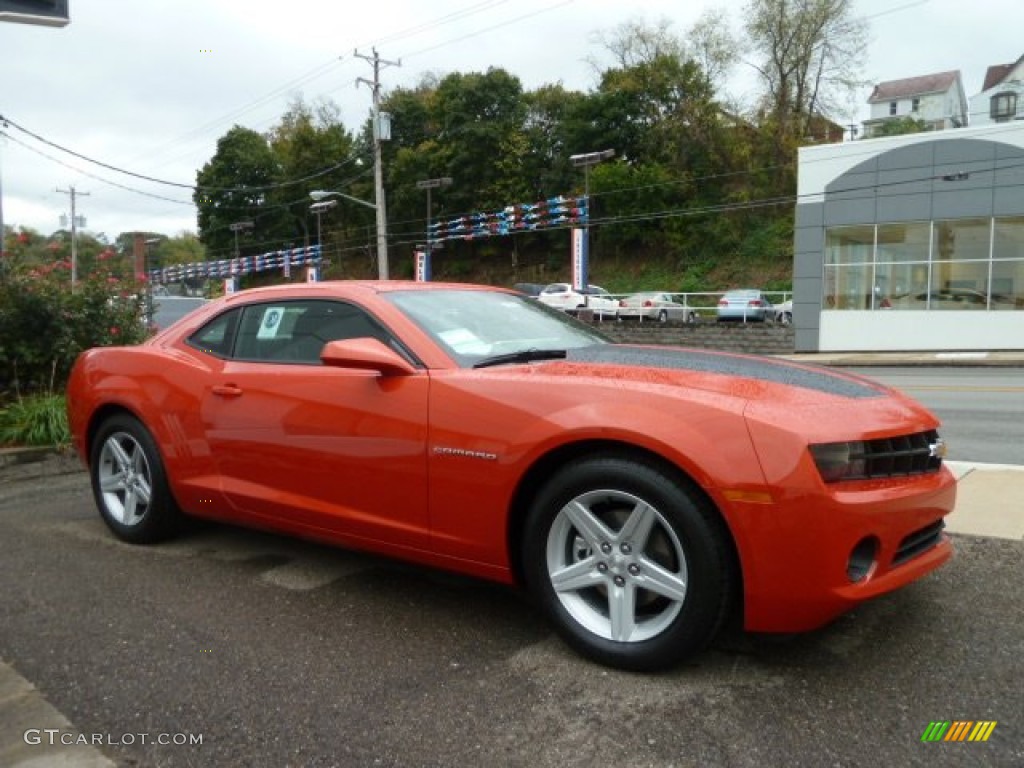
66 281 956 670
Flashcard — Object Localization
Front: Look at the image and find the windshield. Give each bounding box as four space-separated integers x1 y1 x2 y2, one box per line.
386 289 609 367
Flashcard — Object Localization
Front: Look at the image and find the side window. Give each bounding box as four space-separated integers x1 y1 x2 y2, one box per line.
186 308 241 358
234 300 390 364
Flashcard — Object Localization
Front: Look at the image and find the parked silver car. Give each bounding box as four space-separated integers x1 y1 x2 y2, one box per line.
617 292 697 324
716 289 772 322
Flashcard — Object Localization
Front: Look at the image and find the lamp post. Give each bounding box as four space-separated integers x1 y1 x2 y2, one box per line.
415 177 452 282
309 189 380 278
228 221 253 293
309 199 337 257
229 220 254 259
143 237 161 325
568 149 614 301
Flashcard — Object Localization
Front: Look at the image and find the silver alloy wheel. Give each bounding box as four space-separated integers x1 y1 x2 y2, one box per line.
97 431 154 527
545 489 688 643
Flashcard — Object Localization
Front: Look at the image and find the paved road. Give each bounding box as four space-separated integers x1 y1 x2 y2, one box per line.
1 464 1021 767
849 367 1024 466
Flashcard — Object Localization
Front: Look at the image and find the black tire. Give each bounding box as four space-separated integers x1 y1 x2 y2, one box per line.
89 413 182 544
657 309 668 324
522 454 734 671
686 311 697 324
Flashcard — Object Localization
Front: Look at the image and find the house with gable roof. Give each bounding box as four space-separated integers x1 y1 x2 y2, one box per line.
969 53 1024 125
863 71 968 137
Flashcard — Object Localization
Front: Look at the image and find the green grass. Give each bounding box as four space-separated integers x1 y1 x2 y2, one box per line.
0 393 71 448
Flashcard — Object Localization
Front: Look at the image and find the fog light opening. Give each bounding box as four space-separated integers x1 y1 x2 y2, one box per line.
847 537 879 583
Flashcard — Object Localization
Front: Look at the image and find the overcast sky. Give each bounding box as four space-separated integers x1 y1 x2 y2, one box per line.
1 0 1021 242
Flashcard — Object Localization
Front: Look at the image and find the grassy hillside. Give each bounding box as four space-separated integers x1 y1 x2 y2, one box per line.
342 218 796 295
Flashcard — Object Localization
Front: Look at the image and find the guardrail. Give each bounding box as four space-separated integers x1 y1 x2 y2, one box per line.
565 290 793 324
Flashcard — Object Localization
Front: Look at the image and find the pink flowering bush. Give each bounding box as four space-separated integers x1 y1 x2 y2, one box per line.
0 260 148 397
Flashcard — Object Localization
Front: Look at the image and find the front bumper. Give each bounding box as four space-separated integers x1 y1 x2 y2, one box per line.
730 468 957 633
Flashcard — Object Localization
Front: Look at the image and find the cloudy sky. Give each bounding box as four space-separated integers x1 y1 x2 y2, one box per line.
1 0 1021 242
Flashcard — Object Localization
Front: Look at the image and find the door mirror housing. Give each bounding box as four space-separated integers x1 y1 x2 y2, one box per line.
321 338 416 376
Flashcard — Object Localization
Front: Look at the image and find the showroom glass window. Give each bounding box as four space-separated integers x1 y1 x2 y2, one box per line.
823 217 1024 311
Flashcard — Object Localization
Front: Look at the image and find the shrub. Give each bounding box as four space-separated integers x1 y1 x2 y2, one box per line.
0 393 70 447
0 260 148 398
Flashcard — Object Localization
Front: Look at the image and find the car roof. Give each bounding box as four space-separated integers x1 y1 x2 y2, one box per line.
219 280 511 305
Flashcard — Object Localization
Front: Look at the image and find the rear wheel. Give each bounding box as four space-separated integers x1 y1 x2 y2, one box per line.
523 455 734 671
657 309 668 324
90 414 182 544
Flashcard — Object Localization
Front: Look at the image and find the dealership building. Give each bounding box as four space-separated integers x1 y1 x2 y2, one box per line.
792 121 1024 351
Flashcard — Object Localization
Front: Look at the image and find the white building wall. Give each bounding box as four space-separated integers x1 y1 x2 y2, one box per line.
820 312 1024 352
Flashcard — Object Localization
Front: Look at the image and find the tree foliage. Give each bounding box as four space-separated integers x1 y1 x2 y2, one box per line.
178 15 864 287
870 117 929 137
744 0 866 192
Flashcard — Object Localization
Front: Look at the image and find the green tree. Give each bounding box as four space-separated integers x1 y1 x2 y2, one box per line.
194 126 285 259
267 97 362 266
744 0 867 182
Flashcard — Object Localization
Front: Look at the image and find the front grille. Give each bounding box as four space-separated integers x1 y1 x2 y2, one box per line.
894 520 946 565
854 430 944 480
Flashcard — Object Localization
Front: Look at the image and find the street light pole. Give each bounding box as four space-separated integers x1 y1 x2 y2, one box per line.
416 177 452 281
309 200 337 258
309 190 377 278
229 220 253 292
230 220 254 259
143 237 161 325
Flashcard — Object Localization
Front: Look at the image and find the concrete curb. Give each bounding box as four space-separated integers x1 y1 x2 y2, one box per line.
0 448 83 481
0 660 115 768
776 351 1024 367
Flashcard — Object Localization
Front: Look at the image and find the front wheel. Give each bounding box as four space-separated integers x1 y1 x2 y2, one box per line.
90 414 182 544
522 455 734 671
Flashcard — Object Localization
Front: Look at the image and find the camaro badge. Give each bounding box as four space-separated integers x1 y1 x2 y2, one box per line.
433 446 498 461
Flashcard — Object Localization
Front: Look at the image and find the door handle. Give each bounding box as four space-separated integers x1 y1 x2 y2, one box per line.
211 384 243 397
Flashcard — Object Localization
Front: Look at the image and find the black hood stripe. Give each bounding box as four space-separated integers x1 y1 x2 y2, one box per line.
565 345 882 399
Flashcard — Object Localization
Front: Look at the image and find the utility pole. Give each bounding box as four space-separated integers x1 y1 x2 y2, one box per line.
355 48 399 280
55 185 90 287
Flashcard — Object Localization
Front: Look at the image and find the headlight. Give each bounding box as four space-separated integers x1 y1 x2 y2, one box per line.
810 441 868 483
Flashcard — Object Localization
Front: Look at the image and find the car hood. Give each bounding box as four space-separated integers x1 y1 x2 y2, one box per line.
547 344 886 402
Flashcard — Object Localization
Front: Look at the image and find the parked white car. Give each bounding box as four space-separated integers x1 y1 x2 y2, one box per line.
617 292 697 324
774 299 793 325
537 283 618 318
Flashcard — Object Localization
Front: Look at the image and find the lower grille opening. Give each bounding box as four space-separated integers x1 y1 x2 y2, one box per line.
894 520 946 565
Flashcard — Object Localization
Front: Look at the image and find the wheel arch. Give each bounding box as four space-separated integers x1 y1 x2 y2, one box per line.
506 439 742 603
84 403 146 469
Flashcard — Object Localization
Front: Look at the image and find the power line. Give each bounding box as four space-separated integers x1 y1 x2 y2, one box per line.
0 113 371 195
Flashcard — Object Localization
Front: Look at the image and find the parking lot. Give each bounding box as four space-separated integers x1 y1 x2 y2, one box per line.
1 458 1020 768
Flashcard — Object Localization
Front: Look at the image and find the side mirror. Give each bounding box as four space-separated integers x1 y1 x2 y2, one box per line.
321 338 416 376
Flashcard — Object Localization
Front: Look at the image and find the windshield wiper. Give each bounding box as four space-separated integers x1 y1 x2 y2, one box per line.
473 348 568 369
